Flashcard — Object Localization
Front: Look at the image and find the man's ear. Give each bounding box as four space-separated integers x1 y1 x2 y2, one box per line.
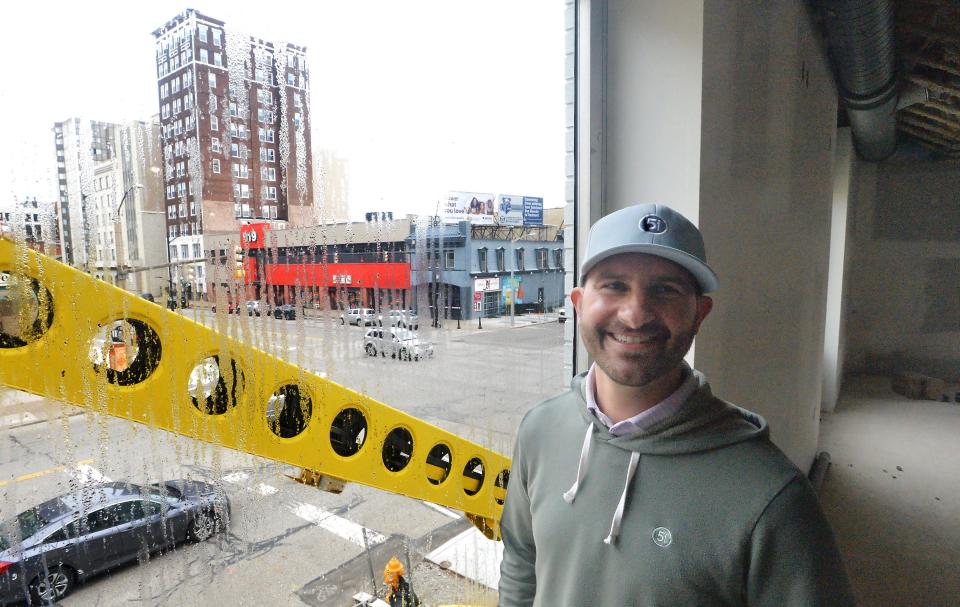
571 286 583 316
694 295 713 331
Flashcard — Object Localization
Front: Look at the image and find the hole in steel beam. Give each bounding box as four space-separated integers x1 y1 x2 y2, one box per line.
494 469 510 505
462 457 485 497
0 272 53 348
382 427 414 472
90 319 162 386
330 408 367 457
426 444 452 486
189 355 243 415
266 384 312 438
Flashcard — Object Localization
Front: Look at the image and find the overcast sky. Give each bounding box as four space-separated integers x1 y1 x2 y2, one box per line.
0 1 565 220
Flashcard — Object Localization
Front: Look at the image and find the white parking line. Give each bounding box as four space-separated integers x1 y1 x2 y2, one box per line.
288 501 387 548
222 471 249 484
256 483 278 496
73 464 112 484
421 501 461 519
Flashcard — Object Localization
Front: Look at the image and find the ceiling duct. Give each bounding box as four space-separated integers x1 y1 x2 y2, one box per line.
821 0 899 161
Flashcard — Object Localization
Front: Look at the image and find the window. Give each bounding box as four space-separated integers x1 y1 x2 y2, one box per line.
261 167 276 181
554 249 563 269
86 502 144 534
190 201 197 216
266 186 277 200
199 25 207 42
193 243 201 258
293 92 302 107
170 245 177 259
209 71 217 88
234 184 251 199
232 163 249 178
210 115 219 131
167 205 176 219
211 137 221 153
181 244 189 259
212 158 220 173
178 203 186 218
200 48 208 63
536 248 548 269
168 224 177 239
229 101 238 117
294 112 303 129
496 247 506 272
212 29 222 47
171 78 180 94
213 52 223 67
515 248 525 271
231 143 240 158
259 127 275 143
477 248 488 273
260 148 275 162
445 250 455 270
209 95 218 111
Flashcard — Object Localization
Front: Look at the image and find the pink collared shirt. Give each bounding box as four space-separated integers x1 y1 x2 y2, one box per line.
584 362 698 436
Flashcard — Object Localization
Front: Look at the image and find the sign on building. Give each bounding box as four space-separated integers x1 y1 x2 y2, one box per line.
474 277 501 292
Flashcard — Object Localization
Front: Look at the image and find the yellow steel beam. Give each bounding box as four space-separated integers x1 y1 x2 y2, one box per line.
0 237 507 539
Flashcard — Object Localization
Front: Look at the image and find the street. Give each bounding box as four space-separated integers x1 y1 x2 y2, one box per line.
0 315 566 606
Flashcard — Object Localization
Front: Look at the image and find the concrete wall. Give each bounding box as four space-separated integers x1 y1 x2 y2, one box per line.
822 128 856 412
695 0 838 470
845 160 960 382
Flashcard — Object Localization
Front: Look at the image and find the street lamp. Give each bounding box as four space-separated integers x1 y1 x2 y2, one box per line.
112 183 144 286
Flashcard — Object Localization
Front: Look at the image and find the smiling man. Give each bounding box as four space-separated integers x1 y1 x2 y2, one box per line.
498 204 854 607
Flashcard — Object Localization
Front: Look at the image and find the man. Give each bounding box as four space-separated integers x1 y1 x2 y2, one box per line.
498 204 854 606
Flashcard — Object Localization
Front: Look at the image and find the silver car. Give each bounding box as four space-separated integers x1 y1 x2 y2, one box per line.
363 327 433 361
341 308 377 326
0 480 229 605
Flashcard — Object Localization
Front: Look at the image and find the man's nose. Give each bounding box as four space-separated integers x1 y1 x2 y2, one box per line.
618 291 655 328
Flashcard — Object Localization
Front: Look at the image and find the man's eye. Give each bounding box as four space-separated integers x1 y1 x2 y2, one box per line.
652 284 680 295
600 282 626 292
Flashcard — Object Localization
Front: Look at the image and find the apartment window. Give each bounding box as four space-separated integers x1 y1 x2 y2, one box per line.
232 163 249 178
209 71 217 88
234 184 251 199
445 250 455 270
190 201 197 216
260 148 275 162
200 48 208 63
536 248 548 270
265 186 277 200
178 203 186 218
210 115 219 131
496 247 506 272
257 89 271 105
261 167 276 181
287 73 296 85
212 29 222 47
294 112 303 129
171 78 180 94
212 158 220 174
293 93 302 107
183 71 192 88
160 83 169 98
198 25 207 42
258 127 275 143
213 52 223 67
169 225 177 239
231 143 240 158
167 205 176 219
229 101 238 117
477 248 488 273
515 248 525 271
181 244 189 259
553 249 563 269
192 243 201 258
287 54 296 68
211 137 221 153
209 95 218 111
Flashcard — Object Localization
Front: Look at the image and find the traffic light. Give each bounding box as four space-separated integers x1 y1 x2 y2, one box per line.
234 245 244 280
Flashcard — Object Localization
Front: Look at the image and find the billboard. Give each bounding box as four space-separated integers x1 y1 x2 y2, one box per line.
444 192 544 226
498 195 544 226
474 277 501 292
443 191 497 225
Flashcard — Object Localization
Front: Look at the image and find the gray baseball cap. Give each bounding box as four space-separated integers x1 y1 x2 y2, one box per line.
579 203 719 293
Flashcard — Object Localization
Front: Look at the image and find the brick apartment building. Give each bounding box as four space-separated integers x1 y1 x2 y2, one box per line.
152 9 314 298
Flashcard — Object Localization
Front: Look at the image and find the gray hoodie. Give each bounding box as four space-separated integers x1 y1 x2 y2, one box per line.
498 372 855 607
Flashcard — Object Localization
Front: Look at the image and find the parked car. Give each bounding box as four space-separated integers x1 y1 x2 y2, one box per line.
244 300 261 317
0 480 229 605
377 309 419 330
363 327 433 361
558 308 567 323
341 308 377 326
273 304 296 320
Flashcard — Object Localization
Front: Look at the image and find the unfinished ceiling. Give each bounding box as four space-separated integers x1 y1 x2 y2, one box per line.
896 0 960 157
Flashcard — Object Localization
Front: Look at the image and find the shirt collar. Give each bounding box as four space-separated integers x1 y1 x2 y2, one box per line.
585 362 698 436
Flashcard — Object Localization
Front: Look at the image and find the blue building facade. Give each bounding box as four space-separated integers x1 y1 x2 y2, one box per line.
407 221 565 322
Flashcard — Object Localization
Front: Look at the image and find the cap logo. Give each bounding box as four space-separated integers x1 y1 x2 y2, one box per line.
639 214 667 234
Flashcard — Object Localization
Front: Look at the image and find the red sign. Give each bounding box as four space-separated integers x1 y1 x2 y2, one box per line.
261 262 411 289
240 223 270 249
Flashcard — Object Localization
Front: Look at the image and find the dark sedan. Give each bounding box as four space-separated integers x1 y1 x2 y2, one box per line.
273 304 297 320
0 480 229 605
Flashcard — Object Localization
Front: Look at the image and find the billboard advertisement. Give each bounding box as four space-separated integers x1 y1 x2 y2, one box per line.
443 191 497 225
444 192 544 226
498 195 544 226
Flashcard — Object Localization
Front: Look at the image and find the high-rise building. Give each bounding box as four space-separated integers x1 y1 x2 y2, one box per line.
152 9 314 299
0 197 60 259
52 118 167 296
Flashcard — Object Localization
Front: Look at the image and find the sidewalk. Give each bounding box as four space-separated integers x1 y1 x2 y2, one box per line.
0 389 84 431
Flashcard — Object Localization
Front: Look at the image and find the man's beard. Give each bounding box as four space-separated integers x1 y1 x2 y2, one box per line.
586 321 697 388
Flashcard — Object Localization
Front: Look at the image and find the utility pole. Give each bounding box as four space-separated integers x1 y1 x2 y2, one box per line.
112 184 144 288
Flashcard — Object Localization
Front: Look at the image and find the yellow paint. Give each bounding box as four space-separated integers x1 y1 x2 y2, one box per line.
0 238 506 538
0 458 95 488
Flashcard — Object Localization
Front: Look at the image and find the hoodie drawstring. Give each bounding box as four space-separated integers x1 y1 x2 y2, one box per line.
562 424 641 546
562 425 594 504
603 451 640 545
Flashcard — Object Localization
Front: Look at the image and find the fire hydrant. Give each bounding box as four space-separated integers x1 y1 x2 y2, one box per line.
383 556 421 607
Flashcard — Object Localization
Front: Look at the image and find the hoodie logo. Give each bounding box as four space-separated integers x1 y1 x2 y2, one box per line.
652 527 672 548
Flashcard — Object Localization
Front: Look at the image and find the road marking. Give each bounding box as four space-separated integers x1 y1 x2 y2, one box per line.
256 483 278 496
421 501 461 519
222 471 250 483
289 501 387 548
73 463 112 484
0 458 96 488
